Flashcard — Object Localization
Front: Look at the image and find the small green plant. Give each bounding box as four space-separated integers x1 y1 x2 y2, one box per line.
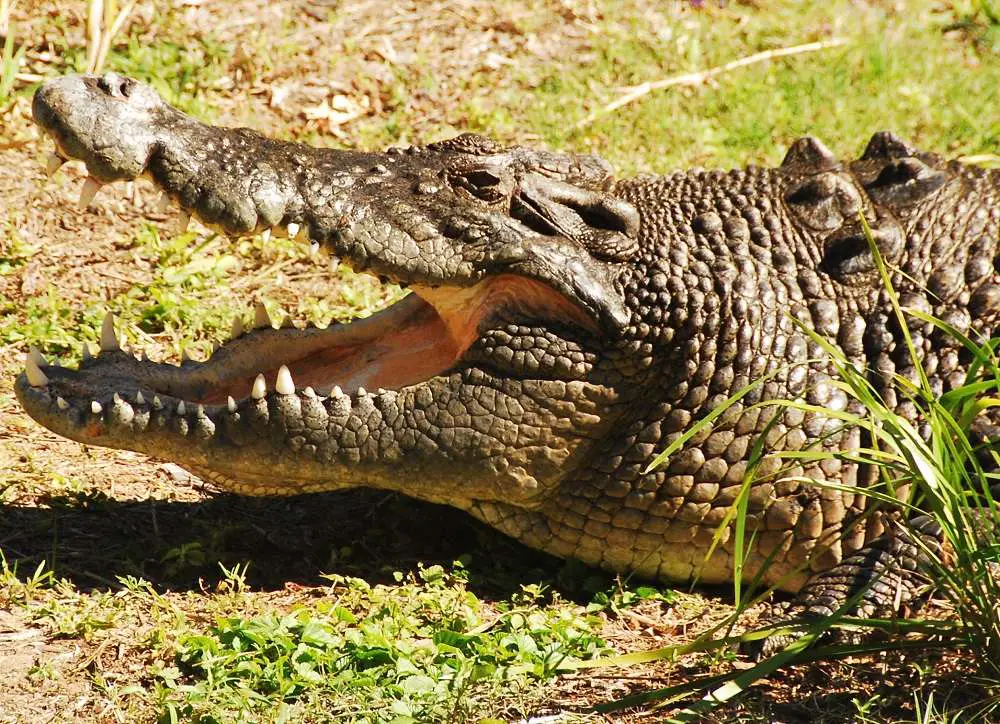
0 16 25 108
157 563 611 721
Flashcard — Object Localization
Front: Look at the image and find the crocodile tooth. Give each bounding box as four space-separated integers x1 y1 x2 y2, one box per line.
251 373 267 399
281 315 294 329
135 390 145 405
356 386 367 397
275 365 295 395
310 241 320 256
91 400 103 414
254 302 271 329
24 354 49 387
230 315 244 339
56 396 69 411
152 395 163 409
303 386 316 397
287 222 300 238
261 228 271 243
155 190 170 213
79 177 102 208
100 312 119 352
332 385 344 397
28 346 48 367
45 152 64 177
227 396 237 413
329 256 340 273
177 400 186 416
178 210 191 234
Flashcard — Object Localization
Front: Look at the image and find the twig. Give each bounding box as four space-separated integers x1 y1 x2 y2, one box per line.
87 0 139 74
0 0 13 39
575 38 848 130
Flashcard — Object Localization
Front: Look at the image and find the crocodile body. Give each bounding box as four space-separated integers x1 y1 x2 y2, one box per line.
18 74 1000 611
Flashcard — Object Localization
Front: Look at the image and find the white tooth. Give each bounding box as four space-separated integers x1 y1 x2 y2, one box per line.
254 302 271 329
178 210 191 234
251 373 267 399
231 316 244 339
329 256 340 273
156 191 170 213
303 386 316 397
29 346 47 367
24 354 49 387
332 385 343 397
310 241 320 255
82 342 92 360
57 396 69 411
261 228 271 243
45 152 64 177
100 312 119 352
275 365 295 395
91 400 103 414
287 222 300 238
152 395 163 409
176 400 186 416
135 391 145 405
79 177 101 208
357 386 367 397
227 396 237 413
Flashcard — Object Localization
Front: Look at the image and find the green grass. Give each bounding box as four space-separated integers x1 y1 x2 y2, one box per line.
159 564 611 722
587 218 1000 720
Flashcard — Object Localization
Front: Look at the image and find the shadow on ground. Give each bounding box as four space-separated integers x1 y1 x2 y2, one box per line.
0 490 600 597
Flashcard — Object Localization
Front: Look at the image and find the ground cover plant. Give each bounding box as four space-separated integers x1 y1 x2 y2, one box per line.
1 0 999 721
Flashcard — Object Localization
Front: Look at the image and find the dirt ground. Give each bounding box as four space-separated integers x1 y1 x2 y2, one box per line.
1 1 996 721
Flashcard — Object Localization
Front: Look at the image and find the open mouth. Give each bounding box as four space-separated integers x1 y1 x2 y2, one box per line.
20 257 594 420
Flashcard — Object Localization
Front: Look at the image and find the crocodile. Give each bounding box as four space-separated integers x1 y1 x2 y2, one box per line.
18 73 1000 624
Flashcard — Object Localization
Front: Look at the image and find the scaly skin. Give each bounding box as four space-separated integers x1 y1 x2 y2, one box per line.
17 74 1000 617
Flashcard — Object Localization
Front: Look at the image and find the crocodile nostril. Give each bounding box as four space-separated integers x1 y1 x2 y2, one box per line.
97 73 133 98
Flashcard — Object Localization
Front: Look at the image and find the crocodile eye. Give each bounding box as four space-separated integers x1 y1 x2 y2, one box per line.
451 169 504 202
462 170 501 188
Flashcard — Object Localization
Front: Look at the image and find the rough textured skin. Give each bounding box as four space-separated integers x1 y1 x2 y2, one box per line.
18 74 1000 620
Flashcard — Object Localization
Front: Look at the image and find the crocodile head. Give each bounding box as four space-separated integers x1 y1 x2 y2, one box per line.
19 73 643 506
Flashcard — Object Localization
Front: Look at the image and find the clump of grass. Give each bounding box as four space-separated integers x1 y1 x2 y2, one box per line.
156 563 611 722
590 216 1000 719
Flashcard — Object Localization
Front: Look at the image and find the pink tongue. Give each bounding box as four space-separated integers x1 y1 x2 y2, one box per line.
195 275 595 404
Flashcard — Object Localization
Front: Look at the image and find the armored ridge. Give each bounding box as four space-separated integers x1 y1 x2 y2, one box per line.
17 73 1000 626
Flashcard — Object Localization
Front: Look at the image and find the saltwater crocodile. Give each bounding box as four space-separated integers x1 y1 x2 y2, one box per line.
18 73 1000 624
